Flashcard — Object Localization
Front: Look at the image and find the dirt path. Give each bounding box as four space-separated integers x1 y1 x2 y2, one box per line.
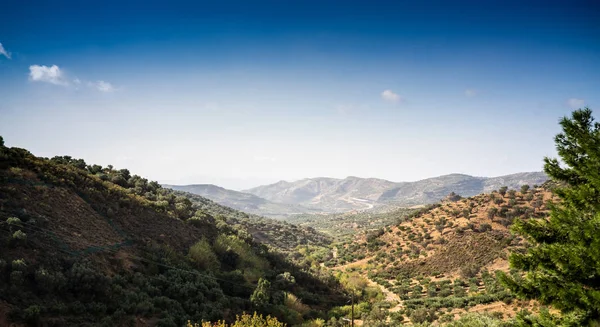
333 257 403 313
365 277 403 312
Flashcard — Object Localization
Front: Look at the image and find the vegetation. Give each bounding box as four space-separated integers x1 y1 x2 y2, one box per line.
1 108 598 326
179 191 332 255
287 207 415 238
187 313 286 327
501 108 600 326
0 140 346 326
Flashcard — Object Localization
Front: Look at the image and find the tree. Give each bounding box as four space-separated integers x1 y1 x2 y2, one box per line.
251 278 271 308
520 184 530 194
498 186 508 196
500 108 600 325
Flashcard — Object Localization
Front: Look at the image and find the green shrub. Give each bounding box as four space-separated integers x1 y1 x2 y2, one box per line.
188 238 219 270
12 258 27 271
443 313 504 326
23 305 42 324
12 229 27 241
6 217 22 226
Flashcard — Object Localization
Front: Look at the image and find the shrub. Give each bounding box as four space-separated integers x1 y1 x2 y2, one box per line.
188 313 286 327
188 239 219 271
443 313 504 326
460 264 480 279
12 230 27 241
23 305 42 324
410 308 436 324
498 187 508 196
478 223 492 232
12 258 27 271
6 217 22 226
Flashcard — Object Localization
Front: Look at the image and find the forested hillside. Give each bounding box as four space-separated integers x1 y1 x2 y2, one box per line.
169 190 331 254
0 137 345 326
287 208 415 237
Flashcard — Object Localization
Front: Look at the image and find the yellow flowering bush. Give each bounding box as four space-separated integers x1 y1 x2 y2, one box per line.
187 312 285 327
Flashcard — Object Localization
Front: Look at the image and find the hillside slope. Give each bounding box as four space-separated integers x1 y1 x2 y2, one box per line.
245 173 548 211
170 190 331 253
164 184 318 218
330 183 557 324
0 140 344 326
378 172 548 205
244 177 396 211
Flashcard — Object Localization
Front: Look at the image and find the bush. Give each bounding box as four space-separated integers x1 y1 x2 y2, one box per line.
443 312 504 326
188 312 285 327
410 308 436 323
12 258 27 271
498 187 508 196
478 223 492 233
23 305 42 324
6 217 22 226
460 264 480 279
188 239 219 271
12 230 27 241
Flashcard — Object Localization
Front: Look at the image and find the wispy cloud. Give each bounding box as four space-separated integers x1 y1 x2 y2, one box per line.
381 89 401 103
29 64 117 92
29 65 68 85
89 80 115 92
567 98 585 109
0 42 11 59
464 89 477 97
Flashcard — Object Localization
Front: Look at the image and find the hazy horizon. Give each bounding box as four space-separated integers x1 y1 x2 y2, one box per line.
160 171 546 191
1 1 598 190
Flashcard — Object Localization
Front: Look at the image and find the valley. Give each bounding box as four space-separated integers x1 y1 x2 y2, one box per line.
0 109 597 327
165 173 548 219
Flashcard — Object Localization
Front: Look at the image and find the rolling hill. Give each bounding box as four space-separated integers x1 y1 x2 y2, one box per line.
163 184 318 218
244 173 548 212
0 139 344 326
377 172 549 205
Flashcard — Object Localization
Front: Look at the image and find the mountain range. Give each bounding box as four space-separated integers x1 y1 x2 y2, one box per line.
166 172 548 218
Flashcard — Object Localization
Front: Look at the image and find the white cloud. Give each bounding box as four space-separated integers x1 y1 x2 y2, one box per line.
29 65 67 85
381 89 401 103
0 43 11 59
29 65 116 92
465 89 477 97
567 98 585 109
92 80 115 92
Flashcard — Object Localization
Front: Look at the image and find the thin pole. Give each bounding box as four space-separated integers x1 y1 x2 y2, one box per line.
351 293 354 327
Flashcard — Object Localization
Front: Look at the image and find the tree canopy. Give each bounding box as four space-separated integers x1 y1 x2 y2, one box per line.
500 108 600 326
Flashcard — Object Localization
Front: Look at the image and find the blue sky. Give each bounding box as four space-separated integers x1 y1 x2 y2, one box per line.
1 0 599 190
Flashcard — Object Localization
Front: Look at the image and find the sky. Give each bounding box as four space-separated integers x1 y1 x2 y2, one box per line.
1 0 599 190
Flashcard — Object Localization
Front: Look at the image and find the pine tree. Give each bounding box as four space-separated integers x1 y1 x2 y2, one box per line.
500 108 600 325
